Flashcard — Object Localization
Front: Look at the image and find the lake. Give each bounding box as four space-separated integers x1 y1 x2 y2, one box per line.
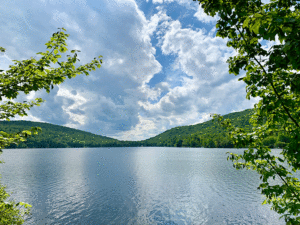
0 147 288 224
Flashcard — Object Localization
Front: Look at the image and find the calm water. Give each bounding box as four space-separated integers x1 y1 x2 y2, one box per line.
0 147 289 224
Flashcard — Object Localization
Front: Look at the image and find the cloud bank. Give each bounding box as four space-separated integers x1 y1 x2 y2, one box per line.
0 0 278 140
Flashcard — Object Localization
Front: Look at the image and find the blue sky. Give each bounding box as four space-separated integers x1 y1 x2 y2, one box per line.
0 0 280 141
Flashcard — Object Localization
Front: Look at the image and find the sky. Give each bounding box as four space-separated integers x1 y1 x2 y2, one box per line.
0 0 281 141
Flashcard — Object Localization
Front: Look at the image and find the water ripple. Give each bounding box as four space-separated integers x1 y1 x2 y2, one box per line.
0 148 286 225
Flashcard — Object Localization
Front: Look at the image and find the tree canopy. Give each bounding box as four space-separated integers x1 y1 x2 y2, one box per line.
1 108 291 149
0 28 102 224
192 0 300 223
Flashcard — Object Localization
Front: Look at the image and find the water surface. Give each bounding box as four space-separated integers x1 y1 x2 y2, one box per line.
0 147 288 224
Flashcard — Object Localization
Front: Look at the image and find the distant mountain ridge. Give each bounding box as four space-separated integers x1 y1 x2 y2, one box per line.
0 120 121 148
0 108 289 148
140 108 254 147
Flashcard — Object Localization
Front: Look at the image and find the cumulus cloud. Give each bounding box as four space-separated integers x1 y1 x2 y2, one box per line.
152 0 198 10
1 0 285 141
0 0 162 137
52 11 82 33
121 6 257 140
194 4 219 23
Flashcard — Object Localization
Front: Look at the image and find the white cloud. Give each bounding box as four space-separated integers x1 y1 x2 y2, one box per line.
2 0 283 141
194 4 219 23
56 87 88 126
0 54 13 72
125 10 257 139
153 0 164 3
159 20 234 82
116 114 158 141
52 11 82 33
152 0 198 10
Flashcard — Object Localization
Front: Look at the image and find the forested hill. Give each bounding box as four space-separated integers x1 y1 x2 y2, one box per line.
138 108 254 148
0 120 123 148
0 108 289 148
137 108 289 148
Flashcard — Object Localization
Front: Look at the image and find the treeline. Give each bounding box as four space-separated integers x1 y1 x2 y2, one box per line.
0 109 290 149
0 121 123 148
137 108 290 148
138 131 290 148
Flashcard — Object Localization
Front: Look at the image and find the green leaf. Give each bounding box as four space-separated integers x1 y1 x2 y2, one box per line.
251 21 261 34
0 47 6 52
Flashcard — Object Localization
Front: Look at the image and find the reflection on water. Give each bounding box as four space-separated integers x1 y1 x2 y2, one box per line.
0 147 287 224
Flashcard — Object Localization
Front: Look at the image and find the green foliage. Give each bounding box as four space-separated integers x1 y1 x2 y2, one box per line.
0 28 103 224
138 108 288 148
0 120 123 148
0 172 32 225
193 0 300 223
0 108 290 149
138 109 254 147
